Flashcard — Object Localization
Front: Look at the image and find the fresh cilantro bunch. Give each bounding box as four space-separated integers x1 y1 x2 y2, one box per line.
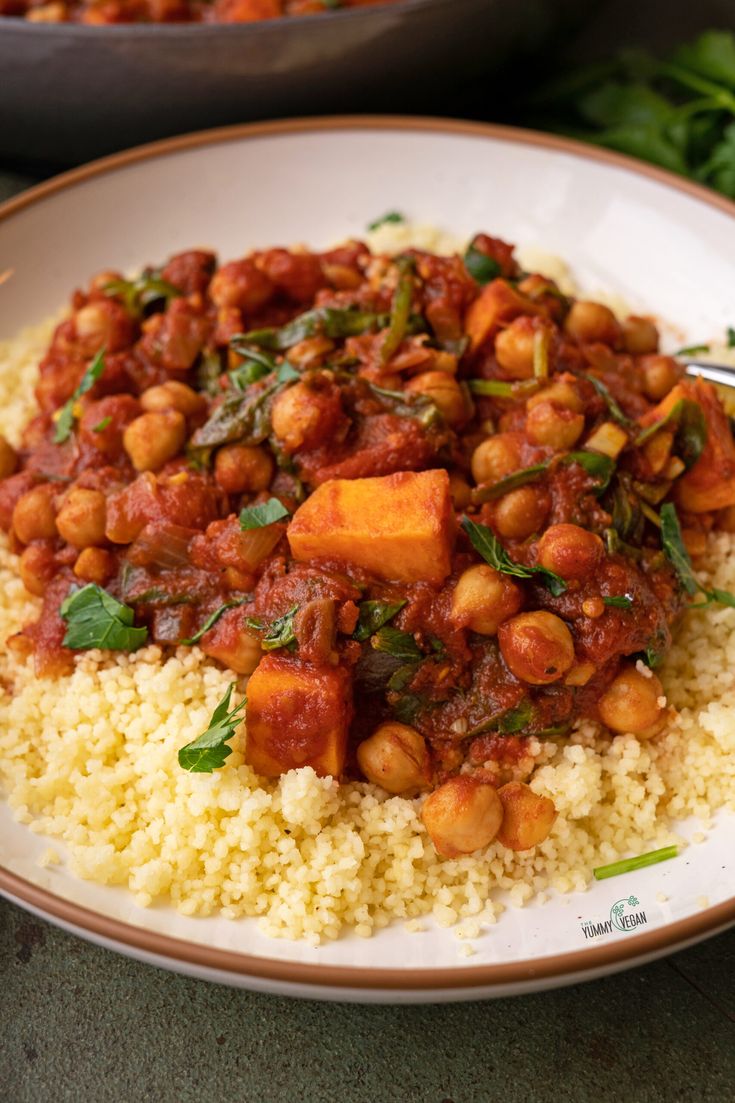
532 30 735 198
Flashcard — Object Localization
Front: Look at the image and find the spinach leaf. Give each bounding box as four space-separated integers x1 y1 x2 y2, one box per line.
240 307 391 351
188 381 277 461
565 451 616 492
499 698 533 733
246 605 299 652
461 516 567 596
60 583 148 651
381 256 415 363
636 397 707 471
179 599 249 646
603 595 634 609
276 362 300 384
472 463 548 503
104 272 181 317
391 694 425 724
353 599 406 643
54 348 106 444
370 626 422 662
366 380 441 429
239 498 290 530
367 211 405 231
464 243 502 285
660 502 699 595
585 374 634 429
178 683 247 773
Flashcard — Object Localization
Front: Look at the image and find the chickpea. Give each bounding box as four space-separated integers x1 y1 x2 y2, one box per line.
498 610 575 685
0 435 18 479
451 564 522 635
496 782 557 850
214 444 274 494
12 484 57 544
123 411 186 472
74 300 126 351
598 666 666 737
492 486 548 540
471 433 521 486
421 775 504 858
287 337 335 370
357 722 431 794
19 544 56 597
622 315 659 355
209 259 274 311
537 524 604 581
73 547 115 585
526 379 583 413
564 300 620 346
448 473 472 510
56 487 107 548
494 317 540 380
639 355 682 401
405 372 469 425
525 401 584 450
271 381 338 453
140 381 206 419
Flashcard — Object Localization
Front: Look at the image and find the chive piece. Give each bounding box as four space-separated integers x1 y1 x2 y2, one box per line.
676 343 710 357
602 595 634 609
381 256 415 363
367 211 405 232
93 416 112 433
467 378 539 398
593 845 678 881
533 328 550 381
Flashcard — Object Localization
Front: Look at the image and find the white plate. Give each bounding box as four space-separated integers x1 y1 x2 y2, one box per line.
1 118 734 1002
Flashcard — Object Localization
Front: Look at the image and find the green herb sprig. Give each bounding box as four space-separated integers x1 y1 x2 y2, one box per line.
60 583 148 651
593 845 678 881
660 502 735 607
54 348 106 444
461 517 567 596
178 683 247 773
239 498 290 530
353 600 406 643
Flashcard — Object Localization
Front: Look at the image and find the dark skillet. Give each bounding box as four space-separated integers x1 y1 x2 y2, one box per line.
0 0 585 166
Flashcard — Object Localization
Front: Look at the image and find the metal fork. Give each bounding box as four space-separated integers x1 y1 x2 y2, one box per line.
684 359 735 389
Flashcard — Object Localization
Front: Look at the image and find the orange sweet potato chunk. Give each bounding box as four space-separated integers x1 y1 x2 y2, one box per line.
465 279 538 352
287 469 455 585
244 654 352 779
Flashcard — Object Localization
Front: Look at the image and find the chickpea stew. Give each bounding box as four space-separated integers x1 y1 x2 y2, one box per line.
3 233 735 862
1 0 395 24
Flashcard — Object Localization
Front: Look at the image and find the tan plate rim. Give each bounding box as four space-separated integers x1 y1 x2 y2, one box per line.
1 115 734 992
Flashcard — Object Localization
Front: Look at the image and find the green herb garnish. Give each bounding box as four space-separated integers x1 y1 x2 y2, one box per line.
54 348 105 444
676 343 711 357
93 416 112 433
246 605 299 652
189 380 278 462
461 516 567 596
499 699 533 733
240 307 399 352
276 362 300 384
593 845 678 881
565 451 616 492
353 599 406 643
636 398 707 471
463 243 502 285
228 340 280 390
366 380 441 429
238 498 290 530
370 625 423 662
179 600 249 646
661 502 735 607
603 595 634 609
104 272 181 317
60 583 148 651
728 326 735 348
472 463 548 503
467 378 538 399
367 211 405 231
585 374 634 429
178 683 246 773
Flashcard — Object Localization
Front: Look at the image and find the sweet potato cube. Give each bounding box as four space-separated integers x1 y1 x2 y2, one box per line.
244 654 352 779
287 469 454 585
465 279 539 352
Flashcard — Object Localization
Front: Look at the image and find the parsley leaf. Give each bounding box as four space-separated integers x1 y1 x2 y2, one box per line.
353 599 406 643
246 605 299 651
239 498 290 530
60 583 148 651
461 516 567 596
54 348 105 444
179 599 249 646
178 683 247 773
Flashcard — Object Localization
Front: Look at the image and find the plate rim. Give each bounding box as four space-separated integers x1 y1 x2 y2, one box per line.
1 113 734 992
